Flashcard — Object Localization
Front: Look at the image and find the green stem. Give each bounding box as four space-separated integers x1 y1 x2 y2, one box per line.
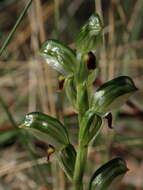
0 0 33 56
73 84 89 190
73 144 88 190
72 65 90 189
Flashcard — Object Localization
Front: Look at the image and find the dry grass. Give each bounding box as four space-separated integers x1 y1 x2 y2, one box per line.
0 0 143 189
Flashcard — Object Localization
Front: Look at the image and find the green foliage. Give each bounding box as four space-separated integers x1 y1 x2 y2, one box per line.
88 158 128 190
58 144 76 180
75 13 103 53
64 75 77 108
79 110 102 146
18 13 138 190
91 76 138 115
40 39 76 75
19 112 70 150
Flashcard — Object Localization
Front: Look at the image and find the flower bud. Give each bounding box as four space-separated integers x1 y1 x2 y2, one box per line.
75 13 103 53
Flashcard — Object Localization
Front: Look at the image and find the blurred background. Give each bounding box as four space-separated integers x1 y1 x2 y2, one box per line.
0 0 143 189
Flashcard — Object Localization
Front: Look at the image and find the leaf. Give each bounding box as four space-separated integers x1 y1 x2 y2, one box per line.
88 157 129 190
40 39 77 75
91 76 138 115
75 13 103 53
57 144 76 181
79 109 102 146
19 112 70 150
64 75 77 108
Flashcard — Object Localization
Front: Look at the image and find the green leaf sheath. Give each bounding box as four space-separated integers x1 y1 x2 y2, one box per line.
77 83 89 121
19 112 70 150
88 157 129 190
79 110 102 146
40 39 77 75
58 144 76 181
75 53 89 84
91 76 138 115
64 75 77 108
75 13 103 53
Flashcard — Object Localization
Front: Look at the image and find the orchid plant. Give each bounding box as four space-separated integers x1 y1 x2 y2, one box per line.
19 13 137 190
